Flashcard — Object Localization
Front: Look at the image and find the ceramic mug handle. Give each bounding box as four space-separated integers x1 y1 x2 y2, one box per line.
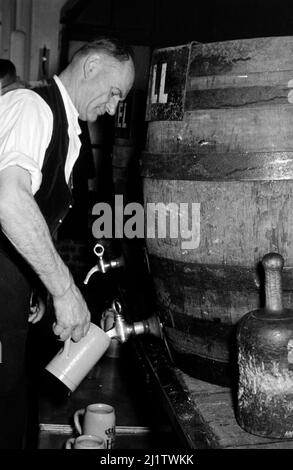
63 337 71 359
74 409 85 435
65 437 75 449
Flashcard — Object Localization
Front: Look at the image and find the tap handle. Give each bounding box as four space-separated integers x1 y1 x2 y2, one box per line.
111 299 123 316
100 302 120 340
93 243 105 259
262 252 284 312
103 299 128 342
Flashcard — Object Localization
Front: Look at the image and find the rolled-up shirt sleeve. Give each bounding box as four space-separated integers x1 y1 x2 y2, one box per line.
0 89 53 194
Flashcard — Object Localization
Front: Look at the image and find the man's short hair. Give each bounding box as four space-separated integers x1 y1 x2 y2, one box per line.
0 59 17 84
71 37 134 64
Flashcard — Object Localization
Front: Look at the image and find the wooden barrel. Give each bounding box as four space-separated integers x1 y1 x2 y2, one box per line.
112 89 147 204
141 37 293 385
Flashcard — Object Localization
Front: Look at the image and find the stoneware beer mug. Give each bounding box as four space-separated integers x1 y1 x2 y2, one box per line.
45 323 111 392
66 434 105 449
74 403 116 449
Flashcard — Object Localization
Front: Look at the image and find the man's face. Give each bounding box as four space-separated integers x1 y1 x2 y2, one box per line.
78 54 135 122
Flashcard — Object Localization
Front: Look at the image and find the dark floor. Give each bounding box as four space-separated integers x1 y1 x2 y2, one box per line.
37 340 178 449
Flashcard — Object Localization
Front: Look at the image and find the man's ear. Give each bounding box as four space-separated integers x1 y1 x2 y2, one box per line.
83 54 101 79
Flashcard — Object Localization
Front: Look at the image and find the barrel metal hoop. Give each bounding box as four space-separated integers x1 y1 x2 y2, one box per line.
148 254 293 292
141 151 293 181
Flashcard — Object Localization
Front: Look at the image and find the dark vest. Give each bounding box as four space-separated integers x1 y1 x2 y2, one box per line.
33 79 73 235
1 78 73 235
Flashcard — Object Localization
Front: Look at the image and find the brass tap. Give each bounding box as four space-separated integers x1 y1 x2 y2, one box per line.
103 300 164 343
84 243 124 284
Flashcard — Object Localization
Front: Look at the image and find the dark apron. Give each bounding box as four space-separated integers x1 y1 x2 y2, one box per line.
0 237 32 448
0 82 33 448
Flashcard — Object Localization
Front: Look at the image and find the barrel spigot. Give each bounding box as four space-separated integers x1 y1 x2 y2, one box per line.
84 243 124 284
103 300 164 343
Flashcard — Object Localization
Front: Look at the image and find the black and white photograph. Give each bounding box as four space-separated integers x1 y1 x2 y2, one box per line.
0 0 293 459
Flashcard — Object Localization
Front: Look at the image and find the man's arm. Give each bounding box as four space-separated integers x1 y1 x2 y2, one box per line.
0 165 90 342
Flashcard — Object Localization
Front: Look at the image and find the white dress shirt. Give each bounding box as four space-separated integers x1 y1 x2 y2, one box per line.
0 75 81 195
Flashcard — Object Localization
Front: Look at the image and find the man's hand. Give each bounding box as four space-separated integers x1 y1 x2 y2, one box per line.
52 281 91 342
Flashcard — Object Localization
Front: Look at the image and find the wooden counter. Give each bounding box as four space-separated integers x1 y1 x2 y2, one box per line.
134 336 293 449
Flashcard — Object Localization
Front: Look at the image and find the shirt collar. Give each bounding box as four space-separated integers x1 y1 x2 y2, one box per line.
53 75 81 136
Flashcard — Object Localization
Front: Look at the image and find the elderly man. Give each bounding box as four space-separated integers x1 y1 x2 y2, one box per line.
0 37 135 449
